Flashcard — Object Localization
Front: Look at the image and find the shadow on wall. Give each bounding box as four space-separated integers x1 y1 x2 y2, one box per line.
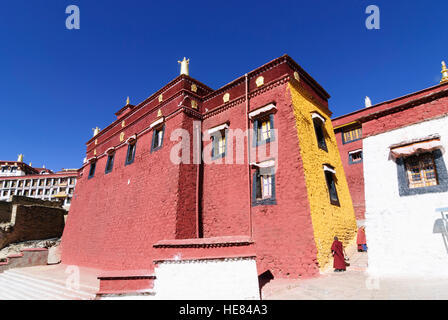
258 270 274 297
433 208 448 254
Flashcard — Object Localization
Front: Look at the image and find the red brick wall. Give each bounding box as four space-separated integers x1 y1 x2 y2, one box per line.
334 132 365 220
201 83 319 278
363 95 448 138
61 111 198 271
62 57 329 279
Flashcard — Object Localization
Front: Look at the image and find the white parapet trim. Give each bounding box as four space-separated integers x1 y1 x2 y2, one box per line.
152 257 260 300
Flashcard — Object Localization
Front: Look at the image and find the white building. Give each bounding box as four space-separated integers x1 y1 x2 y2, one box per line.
334 65 448 278
364 115 448 278
0 155 79 209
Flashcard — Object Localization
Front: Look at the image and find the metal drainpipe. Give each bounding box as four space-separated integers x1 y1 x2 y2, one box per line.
195 119 203 238
245 73 253 239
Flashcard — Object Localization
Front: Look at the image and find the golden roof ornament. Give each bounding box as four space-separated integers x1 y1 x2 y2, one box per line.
157 109 163 117
93 127 100 137
365 96 372 108
223 93 230 103
178 57 190 76
126 96 130 105
441 61 448 84
17 154 24 162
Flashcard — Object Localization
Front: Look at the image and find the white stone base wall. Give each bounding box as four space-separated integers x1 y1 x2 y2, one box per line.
363 116 448 278
153 257 260 300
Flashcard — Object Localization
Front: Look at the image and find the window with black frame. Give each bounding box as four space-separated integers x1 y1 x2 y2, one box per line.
125 141 137 165
88 161 96 179
324 165 339 206
151 125 165 153
105 153 115 174
313 116 327 151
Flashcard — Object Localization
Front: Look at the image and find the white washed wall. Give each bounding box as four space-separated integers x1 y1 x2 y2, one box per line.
364 115 448 278
153 257 260 300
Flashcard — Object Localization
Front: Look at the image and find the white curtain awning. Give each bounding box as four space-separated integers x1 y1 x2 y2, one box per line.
248 104 276 119
348 149 362 155
207 123 229 135
105 147 115 155
323 165 336 174
311 112 326 123
150 117 164 129
390 139 443 159
126 134 137 144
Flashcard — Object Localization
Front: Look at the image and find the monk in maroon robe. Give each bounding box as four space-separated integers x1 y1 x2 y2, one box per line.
357 226 367 252
331 236 346 272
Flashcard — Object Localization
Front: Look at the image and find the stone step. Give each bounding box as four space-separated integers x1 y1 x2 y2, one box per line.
0 276 64 300
0 279 35 300
0 271 96 300
7 268 98 292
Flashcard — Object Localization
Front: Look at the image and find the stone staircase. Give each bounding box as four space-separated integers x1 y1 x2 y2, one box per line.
0 265 100 300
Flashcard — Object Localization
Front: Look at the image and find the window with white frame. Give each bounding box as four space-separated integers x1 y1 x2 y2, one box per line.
312 112 328 151
324 165 339 206
151 126 165 152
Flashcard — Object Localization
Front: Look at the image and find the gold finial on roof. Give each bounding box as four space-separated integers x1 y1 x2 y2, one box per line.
93 127 100 137
441 61 448 84
17 154 24 162
178 57 190 76
126 96 130 105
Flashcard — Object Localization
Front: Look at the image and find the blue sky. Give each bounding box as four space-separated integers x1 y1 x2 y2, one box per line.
0 0 447 170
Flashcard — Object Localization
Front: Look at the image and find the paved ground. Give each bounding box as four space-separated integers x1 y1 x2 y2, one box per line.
263 245 448 300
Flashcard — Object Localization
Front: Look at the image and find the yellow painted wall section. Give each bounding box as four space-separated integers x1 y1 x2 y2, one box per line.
288 82 357 269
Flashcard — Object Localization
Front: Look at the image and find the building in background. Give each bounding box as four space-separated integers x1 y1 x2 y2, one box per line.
333 61 448 277
0 155 79 209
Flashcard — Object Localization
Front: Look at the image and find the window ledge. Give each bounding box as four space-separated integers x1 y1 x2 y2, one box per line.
252 198 276 207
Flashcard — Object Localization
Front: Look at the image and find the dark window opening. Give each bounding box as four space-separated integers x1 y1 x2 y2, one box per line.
313 118 327 151
88 162 96 179
125 142 137 165
105 154 115 174
349 151 363 164
325 169 339 206
151 126 165 153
